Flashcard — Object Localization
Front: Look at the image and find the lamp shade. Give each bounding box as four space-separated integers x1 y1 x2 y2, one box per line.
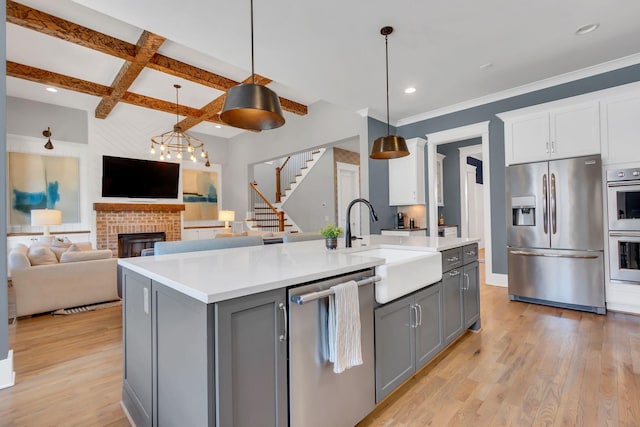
218 210 236 222
220 84 285 131
370 135 410 159
30 209 62 226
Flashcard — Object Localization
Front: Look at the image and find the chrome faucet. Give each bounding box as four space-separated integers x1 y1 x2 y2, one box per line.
345 198 379 248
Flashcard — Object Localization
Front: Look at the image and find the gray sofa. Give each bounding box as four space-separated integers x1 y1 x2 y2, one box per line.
153 235 264 255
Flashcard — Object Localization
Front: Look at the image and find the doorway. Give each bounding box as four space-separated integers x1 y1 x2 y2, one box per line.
458 144 484 248
336 162 360 234
426 122 507 287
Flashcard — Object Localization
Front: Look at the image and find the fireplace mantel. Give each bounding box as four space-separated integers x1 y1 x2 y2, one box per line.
93 203 185 212
94 203 183 255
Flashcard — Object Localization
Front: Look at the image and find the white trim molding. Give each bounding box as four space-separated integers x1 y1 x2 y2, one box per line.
398 53 640 127
458 144 483 245
426 121 507 286
0 350 15 389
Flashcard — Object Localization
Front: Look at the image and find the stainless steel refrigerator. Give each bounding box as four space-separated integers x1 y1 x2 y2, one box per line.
506 155 605 314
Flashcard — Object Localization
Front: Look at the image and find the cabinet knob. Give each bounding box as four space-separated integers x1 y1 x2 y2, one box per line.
447 256 459 262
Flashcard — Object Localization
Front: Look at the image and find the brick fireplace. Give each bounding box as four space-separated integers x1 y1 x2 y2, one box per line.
94 203 184 256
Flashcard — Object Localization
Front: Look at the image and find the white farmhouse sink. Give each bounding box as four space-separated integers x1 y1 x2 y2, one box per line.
349 248 442 304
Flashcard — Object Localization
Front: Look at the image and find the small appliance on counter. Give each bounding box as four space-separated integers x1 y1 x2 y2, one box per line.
396 212 405 229
409 217 415 229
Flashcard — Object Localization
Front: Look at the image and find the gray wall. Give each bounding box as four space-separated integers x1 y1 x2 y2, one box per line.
367 117 396 234
1 2 9 362
253 162 278 203
394 63 640 275
437 138 482 233
7 96 88 144
281 150 336 232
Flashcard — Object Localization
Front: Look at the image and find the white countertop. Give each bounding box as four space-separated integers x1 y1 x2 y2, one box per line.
117 235 479 304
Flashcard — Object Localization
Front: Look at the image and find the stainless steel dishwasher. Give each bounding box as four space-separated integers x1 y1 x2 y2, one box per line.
288 268 378 427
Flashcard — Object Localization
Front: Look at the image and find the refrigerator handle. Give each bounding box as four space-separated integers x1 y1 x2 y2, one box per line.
551 173 557 234
542 174 548 234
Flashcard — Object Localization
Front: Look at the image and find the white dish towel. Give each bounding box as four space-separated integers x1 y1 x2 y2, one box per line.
327 280 363 374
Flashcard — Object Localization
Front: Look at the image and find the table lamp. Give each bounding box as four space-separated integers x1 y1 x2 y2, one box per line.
218 210 235 229
31 209 62 236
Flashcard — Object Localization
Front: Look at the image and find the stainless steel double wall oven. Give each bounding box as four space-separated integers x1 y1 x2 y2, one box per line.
607 167 640 283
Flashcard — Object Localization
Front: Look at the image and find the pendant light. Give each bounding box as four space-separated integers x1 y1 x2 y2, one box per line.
220 0 285 131
370 26 409 160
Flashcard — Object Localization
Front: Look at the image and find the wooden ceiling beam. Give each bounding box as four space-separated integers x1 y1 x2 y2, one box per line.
6 61 226 125
6 0 136 61
7 61 110 96
95 31 166 119
6 0 308 119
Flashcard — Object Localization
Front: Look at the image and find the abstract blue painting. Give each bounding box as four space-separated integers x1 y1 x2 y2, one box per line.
182 168 218 221
8 152 80 225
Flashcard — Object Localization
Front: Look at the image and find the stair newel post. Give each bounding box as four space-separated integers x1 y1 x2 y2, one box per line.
275 166 282 203
278 211 285 232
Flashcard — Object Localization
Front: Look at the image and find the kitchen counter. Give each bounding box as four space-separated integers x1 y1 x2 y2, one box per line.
117 234 478 303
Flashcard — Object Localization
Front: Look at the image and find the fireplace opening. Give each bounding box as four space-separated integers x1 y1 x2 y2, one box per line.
118 232 166 258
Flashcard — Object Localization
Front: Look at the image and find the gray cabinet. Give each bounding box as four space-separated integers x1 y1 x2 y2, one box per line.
374 283 443 402
122 268 215 427
122 270 153 427
215 289 288 427
442 267 463 345
463 261 480 329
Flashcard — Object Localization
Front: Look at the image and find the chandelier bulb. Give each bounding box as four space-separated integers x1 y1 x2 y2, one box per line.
166 151 171 160
150 145 155 154
191 155 197 162
160 143 165 152
177 152 182 160
160 153 165 161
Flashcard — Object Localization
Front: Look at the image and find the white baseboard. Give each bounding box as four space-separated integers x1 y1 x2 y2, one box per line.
0 350 16 390
486 272 508 287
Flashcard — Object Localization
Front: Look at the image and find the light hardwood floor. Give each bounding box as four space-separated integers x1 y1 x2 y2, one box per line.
3 263 640 426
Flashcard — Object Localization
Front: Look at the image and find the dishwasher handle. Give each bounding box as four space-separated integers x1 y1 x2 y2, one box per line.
290 275 381 304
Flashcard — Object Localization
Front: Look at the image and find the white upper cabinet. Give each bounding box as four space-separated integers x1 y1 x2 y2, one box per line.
388 138 426 206
500 101 600 165
600 84 640 165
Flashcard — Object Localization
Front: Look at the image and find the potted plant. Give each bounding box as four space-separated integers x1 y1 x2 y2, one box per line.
319 222 343 250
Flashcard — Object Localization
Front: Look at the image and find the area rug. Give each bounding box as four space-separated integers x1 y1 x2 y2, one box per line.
53 300 122 316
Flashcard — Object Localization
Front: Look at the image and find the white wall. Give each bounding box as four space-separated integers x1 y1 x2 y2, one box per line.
6 100 230 245
225 100 365 218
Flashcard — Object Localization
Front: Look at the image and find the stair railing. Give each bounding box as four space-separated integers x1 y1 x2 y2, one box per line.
275 150 316 203
249 181 285 232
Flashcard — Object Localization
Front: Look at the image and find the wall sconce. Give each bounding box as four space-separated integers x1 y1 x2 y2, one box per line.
43 127 54 150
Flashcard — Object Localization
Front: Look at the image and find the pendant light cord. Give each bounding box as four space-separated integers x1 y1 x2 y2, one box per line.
175 85 179 125
250 0 255 84
385 33 390 136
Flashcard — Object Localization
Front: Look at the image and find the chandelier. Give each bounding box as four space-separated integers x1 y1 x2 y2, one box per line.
150 84 210 167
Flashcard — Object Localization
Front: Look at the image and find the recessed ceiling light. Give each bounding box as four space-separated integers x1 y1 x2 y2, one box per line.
404 87 416 94
479 62 493 70
46 87 58 93
575 23 599 35
215 125 222 129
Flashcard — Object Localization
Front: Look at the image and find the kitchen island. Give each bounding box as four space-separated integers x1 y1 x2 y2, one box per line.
117 235 479 427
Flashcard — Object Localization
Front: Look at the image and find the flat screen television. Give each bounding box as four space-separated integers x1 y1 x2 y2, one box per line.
102 155 180 199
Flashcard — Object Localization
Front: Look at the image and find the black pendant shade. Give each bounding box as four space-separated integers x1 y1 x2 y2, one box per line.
219 0 285 131
370 135 409 159
370 26 409 160
220 83 285 131
43 127 54 150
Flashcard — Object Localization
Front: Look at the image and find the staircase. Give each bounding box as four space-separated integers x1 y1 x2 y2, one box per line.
277 149 325 203
247 148 326 232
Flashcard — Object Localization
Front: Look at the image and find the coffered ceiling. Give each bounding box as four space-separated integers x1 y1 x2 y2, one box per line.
6 0 640 139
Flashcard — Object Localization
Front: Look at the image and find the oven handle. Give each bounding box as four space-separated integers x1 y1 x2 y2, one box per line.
509 250 599 259
607 181 640 188
609 231 640 238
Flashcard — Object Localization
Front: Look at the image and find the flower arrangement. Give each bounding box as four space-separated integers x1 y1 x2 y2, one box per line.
319 222 343 239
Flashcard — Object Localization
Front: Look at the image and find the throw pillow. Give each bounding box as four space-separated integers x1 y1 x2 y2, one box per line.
8 244 31 271
67 242 93 252
60 250 113 263
36 236 55 246
50 246 68 262
27 245 58 266
51 237 72 248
